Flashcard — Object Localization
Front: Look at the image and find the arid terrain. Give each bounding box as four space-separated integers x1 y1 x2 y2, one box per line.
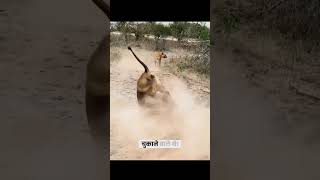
110 46 210 160
212 37 320 179
2 0 320 178
211 1 320 178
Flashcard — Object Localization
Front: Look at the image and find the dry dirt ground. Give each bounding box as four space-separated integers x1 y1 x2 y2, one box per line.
0 0 108 179
110 47 210 160
212 35 320 180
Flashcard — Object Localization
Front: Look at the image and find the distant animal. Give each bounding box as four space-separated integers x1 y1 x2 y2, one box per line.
128 46 173 108
85 0 110 136
154 51 167 67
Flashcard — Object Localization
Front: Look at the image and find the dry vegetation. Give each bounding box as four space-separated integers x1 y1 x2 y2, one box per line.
111 33 210 79
213 0 320 141
165 42 210 78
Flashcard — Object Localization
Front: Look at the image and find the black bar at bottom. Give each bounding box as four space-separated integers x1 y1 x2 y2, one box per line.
111 160 210 180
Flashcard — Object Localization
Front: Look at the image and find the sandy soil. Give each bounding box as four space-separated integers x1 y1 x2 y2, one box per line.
212 35 320 180
110 47 210 160
0 0 108 179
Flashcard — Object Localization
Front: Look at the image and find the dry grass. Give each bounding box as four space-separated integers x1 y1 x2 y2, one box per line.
111 34 211 78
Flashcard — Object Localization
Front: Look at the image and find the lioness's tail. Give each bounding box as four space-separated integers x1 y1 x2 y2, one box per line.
128 46 149 73
92 0 110 18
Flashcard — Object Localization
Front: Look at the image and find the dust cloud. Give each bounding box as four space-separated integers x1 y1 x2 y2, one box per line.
110 47 210 160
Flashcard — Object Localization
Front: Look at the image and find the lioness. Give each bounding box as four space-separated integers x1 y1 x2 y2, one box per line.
128 47 173 108
85 0 110 136
154 51 167 67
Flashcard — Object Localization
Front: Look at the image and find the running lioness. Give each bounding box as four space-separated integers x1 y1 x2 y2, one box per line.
128 47 173 107
154 51 167 67
85 0 110 136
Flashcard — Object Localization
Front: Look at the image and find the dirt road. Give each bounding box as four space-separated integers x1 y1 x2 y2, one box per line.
0 0 108 179
212 39 320 180
110 47 210 160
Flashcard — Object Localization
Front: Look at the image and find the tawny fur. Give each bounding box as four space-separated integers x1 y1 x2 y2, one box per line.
154 51 167 67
